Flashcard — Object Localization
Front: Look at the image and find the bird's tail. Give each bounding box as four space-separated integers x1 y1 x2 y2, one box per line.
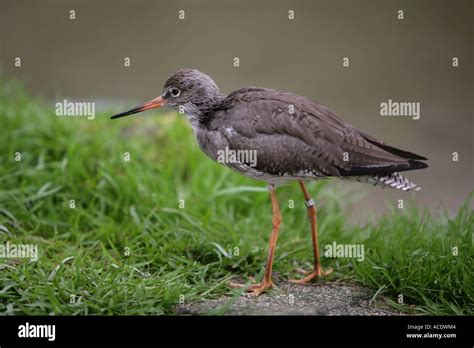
349 172 421 191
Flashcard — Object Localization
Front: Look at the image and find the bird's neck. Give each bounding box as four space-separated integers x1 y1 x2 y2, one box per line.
182 93 226 130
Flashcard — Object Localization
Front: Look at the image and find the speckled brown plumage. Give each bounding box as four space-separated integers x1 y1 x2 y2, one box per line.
199 87 427 189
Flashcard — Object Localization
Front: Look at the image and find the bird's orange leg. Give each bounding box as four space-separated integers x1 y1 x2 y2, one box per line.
230 184 282 295
289 181 333 284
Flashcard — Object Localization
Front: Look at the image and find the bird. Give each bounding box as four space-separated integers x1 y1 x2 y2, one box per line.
111 69 428 296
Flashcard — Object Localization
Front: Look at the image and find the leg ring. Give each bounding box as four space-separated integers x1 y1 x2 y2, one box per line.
305 198 316 208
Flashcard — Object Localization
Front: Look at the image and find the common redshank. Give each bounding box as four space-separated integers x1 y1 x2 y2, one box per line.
111 69 428 295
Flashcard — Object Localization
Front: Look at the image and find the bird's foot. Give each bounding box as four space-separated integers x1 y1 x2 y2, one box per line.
289 265 333 284
229 278 275 296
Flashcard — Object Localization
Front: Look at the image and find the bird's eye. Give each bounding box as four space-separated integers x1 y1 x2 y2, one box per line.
170 88 180 97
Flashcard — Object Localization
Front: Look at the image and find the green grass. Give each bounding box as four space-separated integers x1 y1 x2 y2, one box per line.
0 80 472 315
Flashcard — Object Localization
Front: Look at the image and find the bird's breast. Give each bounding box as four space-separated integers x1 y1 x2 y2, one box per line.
194 126 229 162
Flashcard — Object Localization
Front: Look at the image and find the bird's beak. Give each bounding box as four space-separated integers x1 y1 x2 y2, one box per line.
110 95 166 119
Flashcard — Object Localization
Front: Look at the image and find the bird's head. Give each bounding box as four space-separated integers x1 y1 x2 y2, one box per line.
111 69 223 126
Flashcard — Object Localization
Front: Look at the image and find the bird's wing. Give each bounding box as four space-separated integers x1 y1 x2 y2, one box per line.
208 88 427 177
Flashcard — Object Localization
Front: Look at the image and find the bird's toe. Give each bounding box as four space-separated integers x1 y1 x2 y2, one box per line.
289 265 333 284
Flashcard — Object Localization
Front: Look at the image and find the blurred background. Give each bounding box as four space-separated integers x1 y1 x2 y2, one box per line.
1 0 472 220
